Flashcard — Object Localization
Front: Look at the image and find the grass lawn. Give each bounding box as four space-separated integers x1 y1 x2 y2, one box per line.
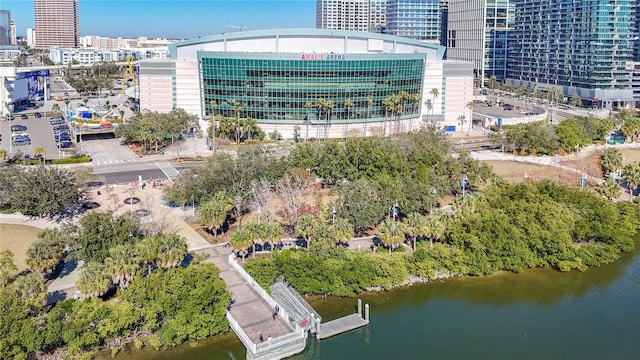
0 224 41 271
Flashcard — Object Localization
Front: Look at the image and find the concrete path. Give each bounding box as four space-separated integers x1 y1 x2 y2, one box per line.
197 246 292 343
0 213 62 229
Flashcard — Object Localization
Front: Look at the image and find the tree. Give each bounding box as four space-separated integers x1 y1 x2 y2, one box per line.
66 211 140 262
403 212 426 251
315 98 326 139
155 234 188 268
622 162 640 201
409 92 420 131
262 222 284 251
324 100 335 139
296 214 318 251
26 231 65 275
465 101 475 135
334 178 386 234
333 217 354 246
555 119 589 153
344 98 354 139
233 100 243 144
600 148 624 176
365 95 373 137
377 218 405 254
229 227 254 262
304 101 313 140
598 177 622 201
77 261 111 298
52 102 60 112
209 100 218 152
0 250 18 287
103 244 139 288
4 165 86 218
424 210 447 247
275 168 315 226
199 191 233 239
13 272 47 309
429 88 439 124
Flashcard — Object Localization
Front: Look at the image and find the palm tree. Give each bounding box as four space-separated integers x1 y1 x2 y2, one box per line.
52 103 60 113
465 101 475 135
209 100 218 152
600 148 624 176
622 162 640 201
410 93 420 131
378 218 405 254
333 218 354 246
262 222 284 251
424 210 447 247
199 191 233 239
315 98 325 139
229 227 254 262
136 237 158 274
77 261 111 298
429 88 439 124
244 222 264 258
233 101 243 144
104 244 139 289
382 95 395 137
296 214 317 251
0 250 18 287
403 212 426 251
324 100 335 139
156 234 188 268
598 178 622 201
365 95 373 137
26 233 65 275
34 147 45 164
344 98 354 139
304 101 313 141
14 272 47 309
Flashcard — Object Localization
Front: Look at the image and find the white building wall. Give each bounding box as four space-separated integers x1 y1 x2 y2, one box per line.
139 75 173 113
174 60 203 122
443 76 473 131
26 28 35 48
422 61 444 120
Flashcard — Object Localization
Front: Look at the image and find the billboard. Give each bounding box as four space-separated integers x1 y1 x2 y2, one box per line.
15 70 50 98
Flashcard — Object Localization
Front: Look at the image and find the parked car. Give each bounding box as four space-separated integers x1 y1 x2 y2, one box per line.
11 137 31 146
57 140 73 148
20 114 28 120
53 124 68 132
6 115 14 121
10 124 27 132
12 132 29 139
503 104 514 111
55 133 71 141
34 112 42 118
50 118 65 125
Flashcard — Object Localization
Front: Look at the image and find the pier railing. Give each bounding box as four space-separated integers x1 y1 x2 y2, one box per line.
226 311 257 354
255 328 306 354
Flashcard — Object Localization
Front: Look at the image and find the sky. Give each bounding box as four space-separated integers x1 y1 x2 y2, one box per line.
2 0 317 39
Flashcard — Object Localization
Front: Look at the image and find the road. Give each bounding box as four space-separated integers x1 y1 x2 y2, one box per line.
90 160 203 184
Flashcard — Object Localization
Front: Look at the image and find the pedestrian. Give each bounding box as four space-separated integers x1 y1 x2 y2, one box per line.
272 308 276 320
259 334 264 342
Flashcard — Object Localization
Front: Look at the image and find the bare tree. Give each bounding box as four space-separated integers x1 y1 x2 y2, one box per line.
275 168 315 226
249 178 272 223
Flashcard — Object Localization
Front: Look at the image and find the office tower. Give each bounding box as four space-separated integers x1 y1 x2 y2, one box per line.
446 0 514 82
386 0 442 42
507 0 634 109
316 0 386 32
0 10 11 46
34 0 79 49
26 28 36 48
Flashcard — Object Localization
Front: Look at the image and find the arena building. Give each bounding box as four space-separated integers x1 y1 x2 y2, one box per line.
138 29 474 137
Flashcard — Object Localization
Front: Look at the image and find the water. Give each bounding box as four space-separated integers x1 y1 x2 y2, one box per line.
106 233 640 360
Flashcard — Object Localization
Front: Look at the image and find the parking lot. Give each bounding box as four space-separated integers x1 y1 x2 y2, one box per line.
0 114 76 159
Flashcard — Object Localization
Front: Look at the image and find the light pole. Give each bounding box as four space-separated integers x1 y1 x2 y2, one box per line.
460 175 468 196
257 206 262 224
430 187 437 214
332 206 336 224
523 172 529 185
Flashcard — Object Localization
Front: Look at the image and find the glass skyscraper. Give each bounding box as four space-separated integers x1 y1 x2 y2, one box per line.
0 10 11 46
507 0 634 108
386 0 442 42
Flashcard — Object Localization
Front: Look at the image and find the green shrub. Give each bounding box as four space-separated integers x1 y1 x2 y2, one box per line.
50 156 92 164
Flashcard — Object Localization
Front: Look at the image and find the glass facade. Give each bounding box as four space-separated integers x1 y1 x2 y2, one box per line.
509 0 634 90
386 0 442 41
199 53 426 124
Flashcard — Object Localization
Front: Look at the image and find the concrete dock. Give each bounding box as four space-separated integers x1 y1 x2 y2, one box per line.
318 313 369 340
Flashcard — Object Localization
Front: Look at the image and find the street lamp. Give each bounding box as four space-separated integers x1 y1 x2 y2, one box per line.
460 175 468 196
332 206 336 224
430 187 437 214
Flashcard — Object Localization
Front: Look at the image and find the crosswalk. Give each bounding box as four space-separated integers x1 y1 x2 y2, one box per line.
91 158 139 166
155 161 180 179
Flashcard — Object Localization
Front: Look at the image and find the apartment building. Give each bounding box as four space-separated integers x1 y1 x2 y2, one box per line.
34 0 79 49
316 0 387 32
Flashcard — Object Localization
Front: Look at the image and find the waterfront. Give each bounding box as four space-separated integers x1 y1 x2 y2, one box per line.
106 233 640 360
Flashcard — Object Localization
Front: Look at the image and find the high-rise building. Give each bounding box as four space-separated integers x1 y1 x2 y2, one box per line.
26 28 36 48
507 0 634 109
34 0 79 49
386 0 442 42
0 10 11 46
445 0 515 82
316 0 387 32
